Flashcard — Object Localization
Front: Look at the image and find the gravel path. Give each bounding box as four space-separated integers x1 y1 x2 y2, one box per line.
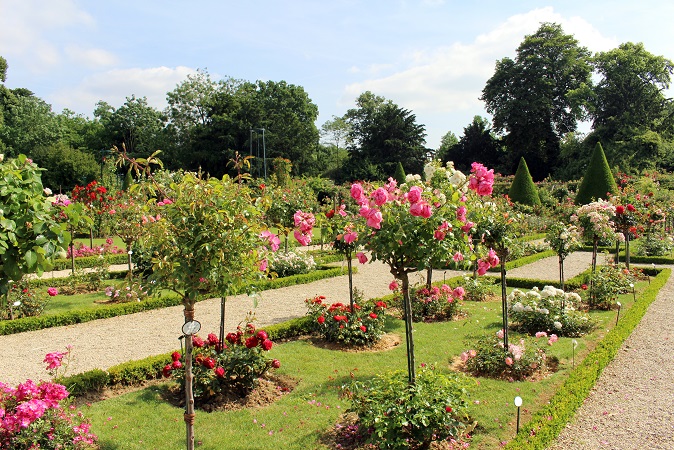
5 250 671 449
549 265 674 450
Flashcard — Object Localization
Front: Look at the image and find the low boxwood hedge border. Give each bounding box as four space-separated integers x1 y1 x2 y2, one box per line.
50 254 129 271
0 267 351 336
504 268 671 449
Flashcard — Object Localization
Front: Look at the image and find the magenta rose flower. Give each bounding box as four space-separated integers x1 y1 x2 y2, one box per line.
47 287 58 297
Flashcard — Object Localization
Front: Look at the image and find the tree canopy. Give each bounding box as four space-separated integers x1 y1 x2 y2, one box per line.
342 91 427 181
481 23 592 180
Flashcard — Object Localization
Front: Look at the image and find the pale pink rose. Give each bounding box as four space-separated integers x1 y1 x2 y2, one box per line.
496 329 504 339
259 259 268 272
453 252 464 262
505 357 513 366
535 331 548 338
350 183 364 201
452 286 465 300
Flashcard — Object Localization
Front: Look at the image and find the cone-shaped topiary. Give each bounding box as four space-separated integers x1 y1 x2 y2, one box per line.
508 157 541 206
394 161 406 185
575 142 618 205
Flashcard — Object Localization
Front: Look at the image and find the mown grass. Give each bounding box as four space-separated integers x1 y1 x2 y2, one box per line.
81 277 651 450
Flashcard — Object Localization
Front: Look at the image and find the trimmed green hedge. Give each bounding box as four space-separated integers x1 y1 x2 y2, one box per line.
0 267 350 336
26 271 128 289
50 254 129 271
505 268 670 449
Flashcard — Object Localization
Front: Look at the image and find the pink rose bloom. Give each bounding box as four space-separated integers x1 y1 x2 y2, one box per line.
365 208 382 229
461 221 474 234
389 280 399 291
350 183 364 201
410 202 423 217
434 229 446 240
453 252 464 262
371 187 388 206
294 230 312 246
488 248 499 267
419 202 432 218
477 259 490 276
356 252 368 264
460 351 470 362
496 329 504 339
47 287 58 297
505 357 514 366
337 204 347 217
456 206 467 222
477 181 493 196
344 231 358 244
548 334 559 345
260 230 281 251
468 349 477 358
452 286 465 300
535 331 548 338
407 186 423 204
43 351 67 370
259 259 268 272
385 177 397 191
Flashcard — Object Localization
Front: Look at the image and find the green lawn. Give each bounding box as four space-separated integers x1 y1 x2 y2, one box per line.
82 280 648 449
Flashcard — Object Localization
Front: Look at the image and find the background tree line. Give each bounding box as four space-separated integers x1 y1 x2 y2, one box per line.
1 21 673 191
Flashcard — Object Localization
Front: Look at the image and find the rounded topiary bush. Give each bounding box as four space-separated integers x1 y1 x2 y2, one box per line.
508 157 541 206
575 142 618 205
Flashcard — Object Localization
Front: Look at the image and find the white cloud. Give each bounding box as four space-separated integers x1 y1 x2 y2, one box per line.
64 46 119 69
49 66 198 115
0 0 96 71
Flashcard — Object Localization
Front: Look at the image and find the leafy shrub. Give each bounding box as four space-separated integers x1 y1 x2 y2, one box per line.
590 265 640 310
104 279 150 303
269 250 316 277
163 320 279 399
508 285 596 337
460 276 496 302
395 284 464 321
305 293 388 346
1 281 54 320
345 366 472 449
462 331 556 380
635 233 673 256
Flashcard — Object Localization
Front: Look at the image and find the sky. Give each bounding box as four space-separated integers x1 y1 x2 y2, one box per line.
1 0 673 149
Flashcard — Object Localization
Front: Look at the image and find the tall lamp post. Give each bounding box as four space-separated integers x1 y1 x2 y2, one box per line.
249 128 267 180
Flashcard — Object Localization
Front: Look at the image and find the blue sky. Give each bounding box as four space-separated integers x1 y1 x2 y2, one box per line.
1 0 672 148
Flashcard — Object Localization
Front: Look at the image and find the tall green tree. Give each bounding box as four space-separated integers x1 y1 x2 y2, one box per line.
343 91 427 181
435 130 458 162
94 95 166 159
481 23 592 180
0 93 62 157
441 115 503 172
587 42 674 171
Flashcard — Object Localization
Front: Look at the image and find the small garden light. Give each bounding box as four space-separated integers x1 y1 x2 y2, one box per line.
616 301 622 325
514 396 523 434
630 283 635 302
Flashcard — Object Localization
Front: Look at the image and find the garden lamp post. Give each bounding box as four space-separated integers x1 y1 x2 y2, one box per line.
514 396 522 434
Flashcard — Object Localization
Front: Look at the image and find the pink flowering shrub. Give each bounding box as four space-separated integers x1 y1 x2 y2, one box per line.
392 284 465 321
305 294 388 347
1 282 53 320
461 330 556 380
0 350 97 449
65 240 125 259
163 321 280 400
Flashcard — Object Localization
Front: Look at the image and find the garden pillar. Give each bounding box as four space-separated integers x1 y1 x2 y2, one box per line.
183 307 196 450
